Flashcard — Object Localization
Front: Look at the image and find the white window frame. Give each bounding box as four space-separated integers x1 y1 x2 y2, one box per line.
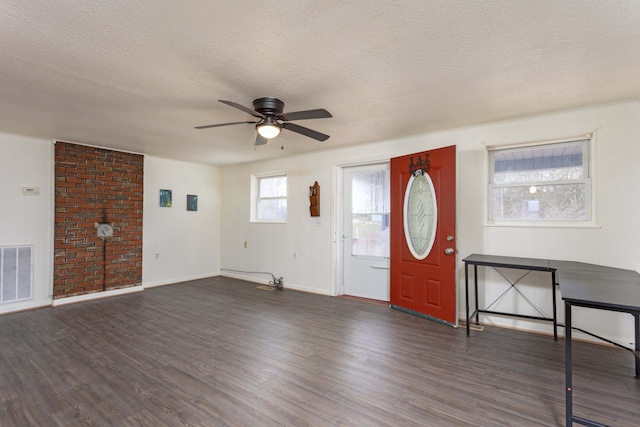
250 171 287 223
485 134 597 228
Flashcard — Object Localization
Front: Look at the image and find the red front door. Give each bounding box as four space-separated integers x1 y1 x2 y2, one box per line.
390 145 457 325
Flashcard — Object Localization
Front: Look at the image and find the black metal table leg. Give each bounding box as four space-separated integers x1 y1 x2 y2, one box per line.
635 312 639 378
474 264 479 325
565 301 573 427
552 270 558 340
564 304 610 427
465 262 470 337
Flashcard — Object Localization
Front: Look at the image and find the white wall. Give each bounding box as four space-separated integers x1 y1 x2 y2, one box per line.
221 101 640 346
455 101 640 345
221 156 334 292
0 133 53 314
143 156 221 287
0 101 637 346
0 141 222 313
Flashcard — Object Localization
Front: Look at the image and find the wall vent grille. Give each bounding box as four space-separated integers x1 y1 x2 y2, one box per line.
1 245 33 304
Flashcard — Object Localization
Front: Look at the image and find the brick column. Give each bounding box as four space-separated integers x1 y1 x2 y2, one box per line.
54 142 143 298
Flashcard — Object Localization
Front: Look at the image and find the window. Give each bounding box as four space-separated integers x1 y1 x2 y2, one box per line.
488 138 592 224
350 167 390 257
252 173 287 222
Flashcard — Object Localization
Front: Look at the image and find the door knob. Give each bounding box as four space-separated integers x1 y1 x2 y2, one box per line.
444 248 455 255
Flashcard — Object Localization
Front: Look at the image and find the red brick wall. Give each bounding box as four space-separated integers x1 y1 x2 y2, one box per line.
54 142 143 298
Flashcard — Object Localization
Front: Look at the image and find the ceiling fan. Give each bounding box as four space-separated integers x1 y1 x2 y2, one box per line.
195 97 332 146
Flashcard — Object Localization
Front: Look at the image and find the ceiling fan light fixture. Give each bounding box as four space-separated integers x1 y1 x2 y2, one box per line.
256 117 281 139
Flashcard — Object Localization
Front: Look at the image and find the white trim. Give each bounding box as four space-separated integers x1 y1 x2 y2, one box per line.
222 272 331 296
282 282 331 296
48 141 55 307
0 303 51 316
331 163 343 297
484 132 594 151
331 158 390 298
51 285 144 307
484 222 601 229
588 129 598 226
144 273 218 288
220 271 278 287
251 219 287 224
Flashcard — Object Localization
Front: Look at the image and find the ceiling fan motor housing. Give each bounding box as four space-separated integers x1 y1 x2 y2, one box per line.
253 97 284 116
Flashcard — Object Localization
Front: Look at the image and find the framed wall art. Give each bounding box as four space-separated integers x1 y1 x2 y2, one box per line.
187 194 198 211
159 189 172 207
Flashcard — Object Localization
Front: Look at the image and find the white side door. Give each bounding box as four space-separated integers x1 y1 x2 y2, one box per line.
342 163 390 301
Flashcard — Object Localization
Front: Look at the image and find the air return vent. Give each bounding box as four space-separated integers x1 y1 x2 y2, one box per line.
1 245 33 303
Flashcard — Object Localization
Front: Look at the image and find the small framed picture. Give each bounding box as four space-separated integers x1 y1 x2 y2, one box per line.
187 194 198 211
159 189 172 207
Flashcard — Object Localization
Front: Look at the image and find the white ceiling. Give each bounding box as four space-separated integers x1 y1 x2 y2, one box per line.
1 1 639 166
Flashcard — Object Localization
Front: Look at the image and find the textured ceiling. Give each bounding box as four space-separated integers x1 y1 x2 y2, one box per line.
1 1 639 166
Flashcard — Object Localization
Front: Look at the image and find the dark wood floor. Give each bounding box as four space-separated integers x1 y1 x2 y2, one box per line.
1 277 638 426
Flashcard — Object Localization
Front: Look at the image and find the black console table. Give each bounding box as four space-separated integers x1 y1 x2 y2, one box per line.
558 266 640 427
463 254 640 427
463 254 558 339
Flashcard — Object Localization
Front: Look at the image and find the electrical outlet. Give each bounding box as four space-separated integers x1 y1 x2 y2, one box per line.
155 253 159 259
243 241 247 248
293 252 297 260
315 218 322 227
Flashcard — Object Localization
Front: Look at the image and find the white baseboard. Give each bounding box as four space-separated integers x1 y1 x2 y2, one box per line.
220 272 330 296
143 272 218 288
220 271 273 285
283 282 331 296
0 301 51 316
51 285 144 307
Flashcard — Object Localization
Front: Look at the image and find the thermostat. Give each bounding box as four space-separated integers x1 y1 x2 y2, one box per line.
23 187 40 195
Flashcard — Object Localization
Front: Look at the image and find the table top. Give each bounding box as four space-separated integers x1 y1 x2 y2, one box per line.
557 268 640 312
549 260 638 275
463 253 640 312
463 254 551 271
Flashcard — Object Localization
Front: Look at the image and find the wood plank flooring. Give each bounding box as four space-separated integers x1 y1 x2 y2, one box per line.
0 276 638 426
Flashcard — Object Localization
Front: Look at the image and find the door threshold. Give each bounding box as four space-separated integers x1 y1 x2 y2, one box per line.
337 295 389 306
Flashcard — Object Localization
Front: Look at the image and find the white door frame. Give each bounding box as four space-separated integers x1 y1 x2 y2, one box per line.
330 158 390 297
